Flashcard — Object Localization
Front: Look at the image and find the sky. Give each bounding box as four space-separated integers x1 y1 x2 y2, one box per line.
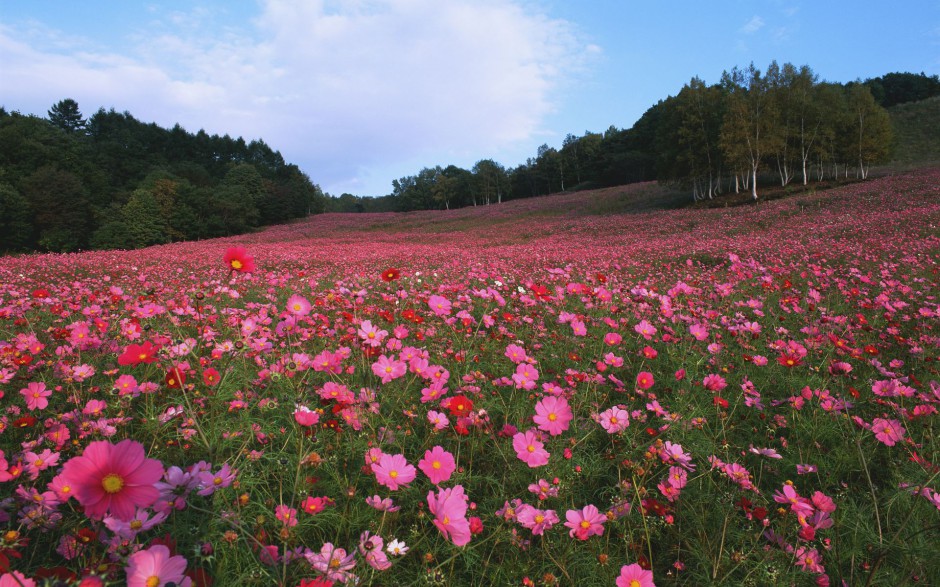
1 1 938 197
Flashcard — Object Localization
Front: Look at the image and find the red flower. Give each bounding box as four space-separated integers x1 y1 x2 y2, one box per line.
202 368 220 386
223 246 256 273
381 268 400 282
31 288 50 299
117 341 161 366
447 395 474 417
777 354 802 368
165 368 186 389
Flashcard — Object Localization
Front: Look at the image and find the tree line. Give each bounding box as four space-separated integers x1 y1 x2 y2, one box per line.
0 100 325 253
328 68 936 212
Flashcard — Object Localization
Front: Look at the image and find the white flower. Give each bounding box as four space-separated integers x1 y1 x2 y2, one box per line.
386 538 409 556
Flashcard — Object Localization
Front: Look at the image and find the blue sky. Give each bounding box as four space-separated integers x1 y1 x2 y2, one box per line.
2 1 938 197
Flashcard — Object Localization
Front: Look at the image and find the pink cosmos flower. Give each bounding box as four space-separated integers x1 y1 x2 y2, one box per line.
285 294 311 317
20 382 51 411
604 332 623 345
0 572 36 587
616 563 656 587
871 417 905 446
512 429 550 467
635 371 655 390
598 406 629 433
512 363 539 390
60 439 163 521
505 344 529 363
125 544 192 587
427 485 471 546
634 320 656 340
702 374 728 392
689 323 709 341
301 496 334 515
358 320 388 347
305 543 357 583
564 504 606 540
533 396 572 436
418 446 456 485
371 355 407 384
275 504 299 527
427 410 450 430
372 453 417 491
516 504 559 535
428 295 452 317
293 405 320 427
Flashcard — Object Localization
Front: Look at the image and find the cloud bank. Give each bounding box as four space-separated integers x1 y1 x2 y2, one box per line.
0 0 588 195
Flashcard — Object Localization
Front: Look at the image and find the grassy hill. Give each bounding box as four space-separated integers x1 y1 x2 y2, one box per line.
889 95 940 163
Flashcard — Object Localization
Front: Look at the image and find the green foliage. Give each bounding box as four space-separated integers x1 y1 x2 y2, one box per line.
0 182 33 251
864 72 940 107
888 96 940 163
0 103 323 252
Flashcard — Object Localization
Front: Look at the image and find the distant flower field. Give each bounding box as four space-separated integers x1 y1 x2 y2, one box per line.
1 169 939 586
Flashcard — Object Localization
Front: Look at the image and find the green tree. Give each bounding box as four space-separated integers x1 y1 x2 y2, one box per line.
122 189 170 247
0 183 34 251
47 99 85 134
720 64 776 200
20 165 90 251
846 84 893 179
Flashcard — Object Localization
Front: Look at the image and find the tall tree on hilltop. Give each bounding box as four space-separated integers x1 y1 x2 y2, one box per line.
720 64 776 200
845 84 893 179
48 99 86 134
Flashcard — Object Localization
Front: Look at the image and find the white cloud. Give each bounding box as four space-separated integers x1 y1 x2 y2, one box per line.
740 15 765 35
0 1 589 196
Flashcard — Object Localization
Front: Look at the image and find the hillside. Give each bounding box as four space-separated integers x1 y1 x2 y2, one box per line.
890 96 940 163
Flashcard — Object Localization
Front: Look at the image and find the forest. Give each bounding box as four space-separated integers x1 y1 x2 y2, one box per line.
0 102 324 253
328 67 938 212
1 67 938 252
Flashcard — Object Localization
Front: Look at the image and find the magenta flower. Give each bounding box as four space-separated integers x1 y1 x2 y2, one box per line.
428 295 452 316
371 354 407 384
372 453 417 490
512 363 540 390
512 429 550 467
533 395 573 436
418 446 456 485
305 543 357 583
564 504 606 540
125 544 192 587
285 294 311 317
20 382 51 411
427 485 471 546
293 405 320 427
60 439 163 521
872 417 905 446
635 371 655 390
598 406 629 433
616 563 656 587
516 504 559 535
275 504 299 527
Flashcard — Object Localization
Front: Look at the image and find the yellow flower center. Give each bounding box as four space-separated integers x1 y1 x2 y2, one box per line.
101 473 124 494
442 516 450 525
231 259 243 270
527 445 535 453
548 413 557 421
630 580 641 587
146 576 160 587
535 514 545 524
389 470 398 478
432 461 441 469
580 520 591 529
213 476 223 486
610 417 618 424
34 459 44 468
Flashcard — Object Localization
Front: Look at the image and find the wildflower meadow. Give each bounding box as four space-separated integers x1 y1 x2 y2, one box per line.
1 169 939 586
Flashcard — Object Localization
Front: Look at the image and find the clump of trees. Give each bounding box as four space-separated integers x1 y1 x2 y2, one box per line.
0 101 325 253
337 64 919 213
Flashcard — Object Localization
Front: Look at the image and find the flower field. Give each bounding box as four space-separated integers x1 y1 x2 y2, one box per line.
1 168 939 586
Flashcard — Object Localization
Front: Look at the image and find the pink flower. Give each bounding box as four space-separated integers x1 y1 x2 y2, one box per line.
427 410 450 430
371 355 407 384
533 396 572 436
512 429 550 467
427 485 471 546
301 496 334 515
428 295 452 317
285 294 311 317
358 320 388 347
294 405 320 427
635 371 655 390
564 504 606 540
598 406 629 433
418 446 456 485
604 332 623 345
634 320 656 340
305 543 357 583
702 374 727 392
125 544 192 587
0 572 36 587
275 504 299 527
871 417 905 446
505 344 529 363
512 363 539 390
516 504 559 535
372 453 416 491
616 563 656 587
20 382 51 411
60 439 164 521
